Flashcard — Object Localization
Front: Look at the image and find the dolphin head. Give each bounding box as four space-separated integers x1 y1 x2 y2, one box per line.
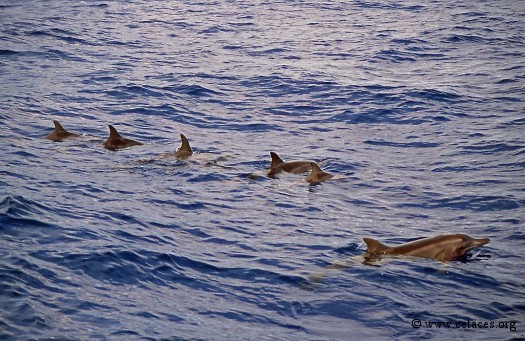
443 234 490 261
458 234 490 253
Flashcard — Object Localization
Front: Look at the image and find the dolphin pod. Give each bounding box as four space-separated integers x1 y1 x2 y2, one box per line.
43 120 491 266
46 121 188 155
44 120 334 182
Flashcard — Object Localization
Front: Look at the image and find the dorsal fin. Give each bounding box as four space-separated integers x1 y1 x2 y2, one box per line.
363 237 390 253
270 152 284 168
305 162 334 184
53 120 65 131
310 162 322 174
175 133 193 158
108 125 122 139
179 133 192 153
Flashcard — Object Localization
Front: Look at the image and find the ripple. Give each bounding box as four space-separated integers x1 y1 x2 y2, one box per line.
462 142 524 154
0 49 20 56
26 28 93 45
0 196 54 231
400 195 521 212
405 88 462 103
364 140 440 148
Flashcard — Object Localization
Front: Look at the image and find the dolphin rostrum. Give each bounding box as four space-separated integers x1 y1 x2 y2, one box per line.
45 120 80 141
102 125 143 150
268 152 313 177
305 162 334 184
363 234 490 262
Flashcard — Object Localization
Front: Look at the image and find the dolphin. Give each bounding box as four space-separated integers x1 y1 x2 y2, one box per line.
136 133 195 164
158 133 193 159
268 152 313 177
45 120 80 141
102 125 143 150
363 234 490 262
308 234 491 283
305 162 334 184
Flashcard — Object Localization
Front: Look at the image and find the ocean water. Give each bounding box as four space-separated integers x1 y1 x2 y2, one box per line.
1 0 524 340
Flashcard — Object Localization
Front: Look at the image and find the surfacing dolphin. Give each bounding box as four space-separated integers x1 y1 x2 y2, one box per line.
363 234 490 262
138 133 233 167
102 125 143 150
307 234 491 285
305 162 334 184
137 133 194 164
268 152 313 177
158 133 193 159
45 120 80 142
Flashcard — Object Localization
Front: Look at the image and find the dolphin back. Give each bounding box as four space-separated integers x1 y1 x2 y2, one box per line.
45 120 79 141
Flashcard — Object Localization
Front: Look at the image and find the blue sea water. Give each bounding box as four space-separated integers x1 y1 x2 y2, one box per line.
1 0 525 339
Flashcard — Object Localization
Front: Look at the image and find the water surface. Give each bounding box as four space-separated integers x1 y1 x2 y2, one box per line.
1 1 524 340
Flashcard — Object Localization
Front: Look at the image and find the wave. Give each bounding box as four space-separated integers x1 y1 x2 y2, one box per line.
0 196 54 232
399 195 521 212
26 28 93 45
29 248 308 289
0 49 19 56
